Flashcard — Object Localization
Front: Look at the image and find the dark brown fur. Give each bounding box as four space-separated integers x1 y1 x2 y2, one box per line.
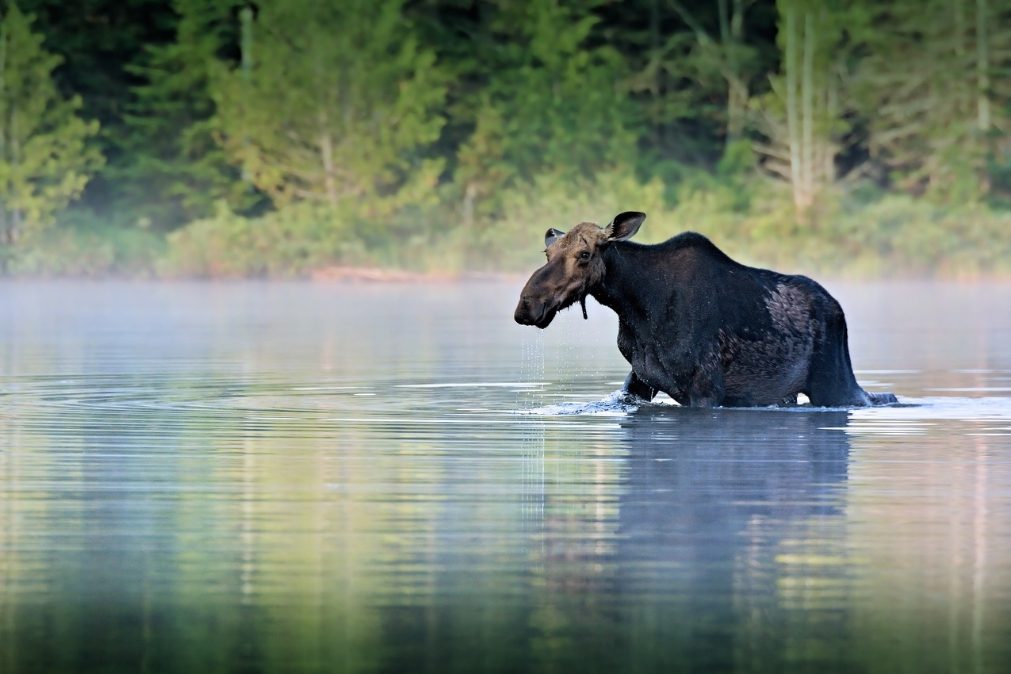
515 212 897 408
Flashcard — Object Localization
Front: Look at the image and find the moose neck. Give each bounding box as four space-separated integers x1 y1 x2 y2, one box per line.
589 241 657 323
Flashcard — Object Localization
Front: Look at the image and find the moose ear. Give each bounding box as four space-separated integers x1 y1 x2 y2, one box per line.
545 227 565 248
604 211 646 241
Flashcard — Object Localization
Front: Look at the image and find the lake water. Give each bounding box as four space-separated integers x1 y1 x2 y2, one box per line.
1 280 1010 674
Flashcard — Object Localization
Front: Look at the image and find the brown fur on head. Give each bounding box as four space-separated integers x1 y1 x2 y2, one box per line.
514 212 646 329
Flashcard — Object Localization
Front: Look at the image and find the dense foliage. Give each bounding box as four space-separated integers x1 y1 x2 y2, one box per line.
2 0 1011 277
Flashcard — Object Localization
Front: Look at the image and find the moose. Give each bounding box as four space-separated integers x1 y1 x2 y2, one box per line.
514 211 897 408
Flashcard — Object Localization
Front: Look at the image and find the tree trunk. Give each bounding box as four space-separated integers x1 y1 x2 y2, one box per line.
723 0 748 142
318 116 338 207
731 0 748 140
727 78 748 140
976 0 990 132
7 102 19 245
0 215 9 274
240 6 254 186
649 0 665 149
10 208 20 246
461 182 477 231
954 0 968 118
784 4 804 215
0 208 9 248
976 0 991 192
0 19 8 258
800 9 815 216
825 63 838 187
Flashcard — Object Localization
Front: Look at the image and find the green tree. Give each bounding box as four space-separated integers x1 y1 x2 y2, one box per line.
212 0 447 213
854 0 1011 201
594 0 778 179
18 0 176 215
753 0 866 219
118 0 249 230
454 0 636 224
665 0 763 152
0 2 102 266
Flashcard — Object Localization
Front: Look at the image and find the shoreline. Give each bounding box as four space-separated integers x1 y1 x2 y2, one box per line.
2 265 1011 284
308 266 523 283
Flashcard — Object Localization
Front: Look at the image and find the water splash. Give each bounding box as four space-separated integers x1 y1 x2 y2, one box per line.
520 389 650 416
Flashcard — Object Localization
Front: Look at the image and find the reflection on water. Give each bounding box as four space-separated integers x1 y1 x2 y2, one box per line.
611 408 854 673
1 281 1010 673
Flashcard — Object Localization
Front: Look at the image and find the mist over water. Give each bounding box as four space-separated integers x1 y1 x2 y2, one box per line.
1 281 1010 674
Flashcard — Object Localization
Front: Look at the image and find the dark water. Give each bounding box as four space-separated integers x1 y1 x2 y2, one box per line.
1 281 1010 674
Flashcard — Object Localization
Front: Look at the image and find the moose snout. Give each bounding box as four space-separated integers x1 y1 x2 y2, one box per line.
514 296 539 325
515 295 556 328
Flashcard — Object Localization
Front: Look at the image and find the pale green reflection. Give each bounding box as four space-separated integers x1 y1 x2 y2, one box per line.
1 282 1010 673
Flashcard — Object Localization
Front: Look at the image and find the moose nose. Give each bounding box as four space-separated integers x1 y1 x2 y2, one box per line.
514 297 537 325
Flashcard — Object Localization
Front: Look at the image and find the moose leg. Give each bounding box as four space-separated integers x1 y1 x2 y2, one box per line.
806 308 874 407
622 371 658 401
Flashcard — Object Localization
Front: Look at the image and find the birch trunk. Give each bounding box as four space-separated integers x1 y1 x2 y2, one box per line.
800 9 815 215
784 5 803 214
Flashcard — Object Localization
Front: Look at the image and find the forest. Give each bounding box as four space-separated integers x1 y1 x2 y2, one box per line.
1 0 1011 278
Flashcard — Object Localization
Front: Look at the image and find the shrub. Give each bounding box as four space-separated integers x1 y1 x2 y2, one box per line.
11 213 163 277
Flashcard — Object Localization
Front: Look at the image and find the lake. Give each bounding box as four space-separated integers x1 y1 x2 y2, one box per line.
1 280 1010 674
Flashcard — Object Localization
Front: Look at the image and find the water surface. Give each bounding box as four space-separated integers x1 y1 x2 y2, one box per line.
1 281 1010 673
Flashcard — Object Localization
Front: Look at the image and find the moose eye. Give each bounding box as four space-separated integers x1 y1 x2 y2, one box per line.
578 251 591 261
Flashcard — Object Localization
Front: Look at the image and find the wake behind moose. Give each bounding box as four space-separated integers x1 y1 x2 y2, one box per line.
514 211 897 408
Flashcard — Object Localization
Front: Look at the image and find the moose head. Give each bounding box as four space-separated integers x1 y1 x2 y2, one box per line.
513 211 646 328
